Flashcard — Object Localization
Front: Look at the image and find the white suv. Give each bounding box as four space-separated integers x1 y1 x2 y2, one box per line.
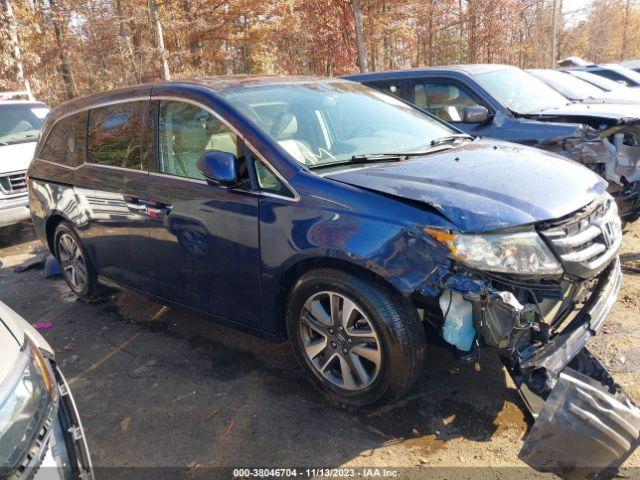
0 97 49 229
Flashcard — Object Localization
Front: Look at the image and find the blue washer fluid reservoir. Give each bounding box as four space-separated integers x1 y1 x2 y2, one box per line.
439 290 475 352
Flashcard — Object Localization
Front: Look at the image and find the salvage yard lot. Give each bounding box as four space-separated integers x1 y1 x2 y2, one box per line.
1 221 640 476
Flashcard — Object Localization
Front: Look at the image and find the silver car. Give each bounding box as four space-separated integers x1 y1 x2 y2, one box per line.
0 301 92 479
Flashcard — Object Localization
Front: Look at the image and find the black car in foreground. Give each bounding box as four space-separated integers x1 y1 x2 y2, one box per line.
345 64 640 223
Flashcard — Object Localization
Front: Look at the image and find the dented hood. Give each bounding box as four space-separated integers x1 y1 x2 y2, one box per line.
527 102 640 125
326 139 607 232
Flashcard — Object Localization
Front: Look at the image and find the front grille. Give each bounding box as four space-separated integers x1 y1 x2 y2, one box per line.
539 195 622 279
0 171 27 195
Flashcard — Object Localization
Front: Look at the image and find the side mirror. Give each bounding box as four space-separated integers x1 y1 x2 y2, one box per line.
462 105 490 124
196 150 239 186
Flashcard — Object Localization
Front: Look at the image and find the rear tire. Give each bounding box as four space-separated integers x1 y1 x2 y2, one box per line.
286 268 426 408
54 223 101 300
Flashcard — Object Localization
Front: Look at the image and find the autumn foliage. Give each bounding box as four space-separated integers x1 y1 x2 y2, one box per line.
1 0 639 106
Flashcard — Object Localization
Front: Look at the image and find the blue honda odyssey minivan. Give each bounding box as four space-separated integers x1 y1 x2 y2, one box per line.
27 77 639 475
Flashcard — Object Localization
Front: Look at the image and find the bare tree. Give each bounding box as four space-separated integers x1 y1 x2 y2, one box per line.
116 0 141 84
49 0 78 99
621 0 631 61
352 0 368 72
148 0 170 80
2 0 32 97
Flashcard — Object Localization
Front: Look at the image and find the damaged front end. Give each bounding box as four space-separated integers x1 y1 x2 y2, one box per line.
541 121 640 223
425 195 640 478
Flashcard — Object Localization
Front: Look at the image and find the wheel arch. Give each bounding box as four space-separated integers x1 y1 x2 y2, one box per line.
45 213 69 253
274 256 415 339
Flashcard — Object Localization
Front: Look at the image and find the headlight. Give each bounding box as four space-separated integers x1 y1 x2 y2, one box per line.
426 228 563 275
0 337 57 476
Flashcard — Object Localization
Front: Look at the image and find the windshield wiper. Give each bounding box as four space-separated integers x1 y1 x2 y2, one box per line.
429 133 474 147
308 151 441 170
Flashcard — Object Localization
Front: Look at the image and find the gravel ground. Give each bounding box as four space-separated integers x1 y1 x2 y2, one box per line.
0 220 638 478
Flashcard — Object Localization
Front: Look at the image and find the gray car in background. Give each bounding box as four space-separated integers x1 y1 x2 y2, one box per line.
0 301 92 480
529 68 640 103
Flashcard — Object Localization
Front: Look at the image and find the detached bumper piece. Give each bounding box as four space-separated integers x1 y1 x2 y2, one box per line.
508 258 640 479
520 352 640 480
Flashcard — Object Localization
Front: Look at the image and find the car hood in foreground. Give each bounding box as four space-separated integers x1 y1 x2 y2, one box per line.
326 140 607 232
0 301 54 384
0 141 37 173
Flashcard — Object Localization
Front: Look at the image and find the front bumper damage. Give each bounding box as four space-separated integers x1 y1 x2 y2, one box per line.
434 257 640 478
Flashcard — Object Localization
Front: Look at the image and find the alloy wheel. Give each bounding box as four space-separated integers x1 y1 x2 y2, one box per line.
58 233 88 291
299 291 382 391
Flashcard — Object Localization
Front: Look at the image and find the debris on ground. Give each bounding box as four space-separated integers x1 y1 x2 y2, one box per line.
225 419 236 435
206 409 220 421
44 254 62 278
13 253 47 273
34 322 54 330
120 417 130 432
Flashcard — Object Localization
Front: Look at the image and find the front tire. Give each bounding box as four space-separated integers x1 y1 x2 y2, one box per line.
286 268 426 408
54 223 100 300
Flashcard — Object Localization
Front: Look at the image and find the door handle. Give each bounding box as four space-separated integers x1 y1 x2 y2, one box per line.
124 195 147 212
145 202 172 219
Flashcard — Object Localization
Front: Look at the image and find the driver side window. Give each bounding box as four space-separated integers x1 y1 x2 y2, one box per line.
411 81 480 122
158 100 240 180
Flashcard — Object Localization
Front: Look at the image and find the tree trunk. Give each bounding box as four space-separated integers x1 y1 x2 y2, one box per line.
550 0 557 67
467 0 477 63
621 0 631 61
351 0 368 72
148 0 170 80
427 0 434 65
116 0 142 83
3 0 32 97
49 0 78 99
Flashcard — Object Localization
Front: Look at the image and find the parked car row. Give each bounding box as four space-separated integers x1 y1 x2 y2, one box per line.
2 59 640 479
346 64 640 223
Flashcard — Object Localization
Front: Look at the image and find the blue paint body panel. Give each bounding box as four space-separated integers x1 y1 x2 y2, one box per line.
26 77 603 340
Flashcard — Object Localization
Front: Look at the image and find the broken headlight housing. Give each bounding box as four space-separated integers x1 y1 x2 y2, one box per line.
0 337 57 477
427 229 563 275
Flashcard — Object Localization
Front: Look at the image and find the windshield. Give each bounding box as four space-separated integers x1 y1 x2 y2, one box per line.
0 103 49 145
220 81 453 166
569 70 624 91
474 68 569 114
528 70 604 100
603 65 640 85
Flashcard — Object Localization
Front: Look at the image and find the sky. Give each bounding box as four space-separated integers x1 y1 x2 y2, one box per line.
561 0 594 27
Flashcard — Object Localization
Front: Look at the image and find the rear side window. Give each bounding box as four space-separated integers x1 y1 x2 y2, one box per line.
39 112 87 166
88 102 145 170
